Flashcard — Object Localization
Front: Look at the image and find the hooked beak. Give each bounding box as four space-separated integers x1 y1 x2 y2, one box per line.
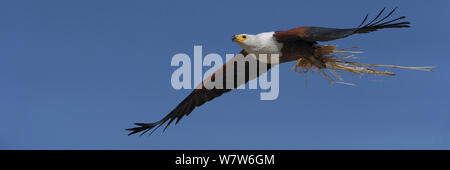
232 35 237 42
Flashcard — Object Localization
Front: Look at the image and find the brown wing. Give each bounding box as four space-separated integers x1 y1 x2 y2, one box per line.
126 50 273 136
273 8 410 42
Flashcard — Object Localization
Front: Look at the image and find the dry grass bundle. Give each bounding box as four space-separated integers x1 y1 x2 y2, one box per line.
291 45 434 85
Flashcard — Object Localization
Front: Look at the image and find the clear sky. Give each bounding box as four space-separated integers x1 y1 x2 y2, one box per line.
1 0 449 149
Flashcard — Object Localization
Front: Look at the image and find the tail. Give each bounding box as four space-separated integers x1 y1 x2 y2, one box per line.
354 7 410 34
125 122 160 136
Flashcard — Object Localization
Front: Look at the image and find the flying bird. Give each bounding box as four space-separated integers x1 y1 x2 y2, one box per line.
126 8 411 136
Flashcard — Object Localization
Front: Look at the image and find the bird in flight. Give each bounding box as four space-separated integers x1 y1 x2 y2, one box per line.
126 8 411 136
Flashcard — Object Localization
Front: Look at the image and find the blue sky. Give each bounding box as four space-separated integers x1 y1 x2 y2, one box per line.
1 0 449 149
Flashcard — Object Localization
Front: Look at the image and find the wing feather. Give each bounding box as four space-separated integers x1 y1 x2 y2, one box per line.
126 50 272 136
273 8 410 42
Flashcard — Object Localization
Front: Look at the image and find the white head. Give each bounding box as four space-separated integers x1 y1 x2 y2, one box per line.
232 34 260 50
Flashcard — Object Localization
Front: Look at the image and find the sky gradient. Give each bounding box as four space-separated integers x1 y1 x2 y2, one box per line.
1 0 449 149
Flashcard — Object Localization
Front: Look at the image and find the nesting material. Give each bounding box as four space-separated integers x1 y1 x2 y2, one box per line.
290 45 434 85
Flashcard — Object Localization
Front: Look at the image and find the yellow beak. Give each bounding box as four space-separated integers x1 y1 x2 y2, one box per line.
232 35 245 43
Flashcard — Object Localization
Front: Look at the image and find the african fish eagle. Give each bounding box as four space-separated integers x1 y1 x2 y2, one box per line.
126 8 410 136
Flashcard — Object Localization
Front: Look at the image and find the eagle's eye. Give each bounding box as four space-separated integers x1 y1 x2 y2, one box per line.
242 35 247 39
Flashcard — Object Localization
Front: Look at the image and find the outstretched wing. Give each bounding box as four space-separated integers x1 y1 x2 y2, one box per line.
127 87 231 136
273 8 410 42
126 50 272 136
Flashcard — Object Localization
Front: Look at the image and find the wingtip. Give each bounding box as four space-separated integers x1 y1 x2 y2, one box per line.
127 131 137 136
125 128 140 136
126 122 159 136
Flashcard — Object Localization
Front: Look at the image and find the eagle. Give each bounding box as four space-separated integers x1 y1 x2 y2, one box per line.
126 8 411 136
